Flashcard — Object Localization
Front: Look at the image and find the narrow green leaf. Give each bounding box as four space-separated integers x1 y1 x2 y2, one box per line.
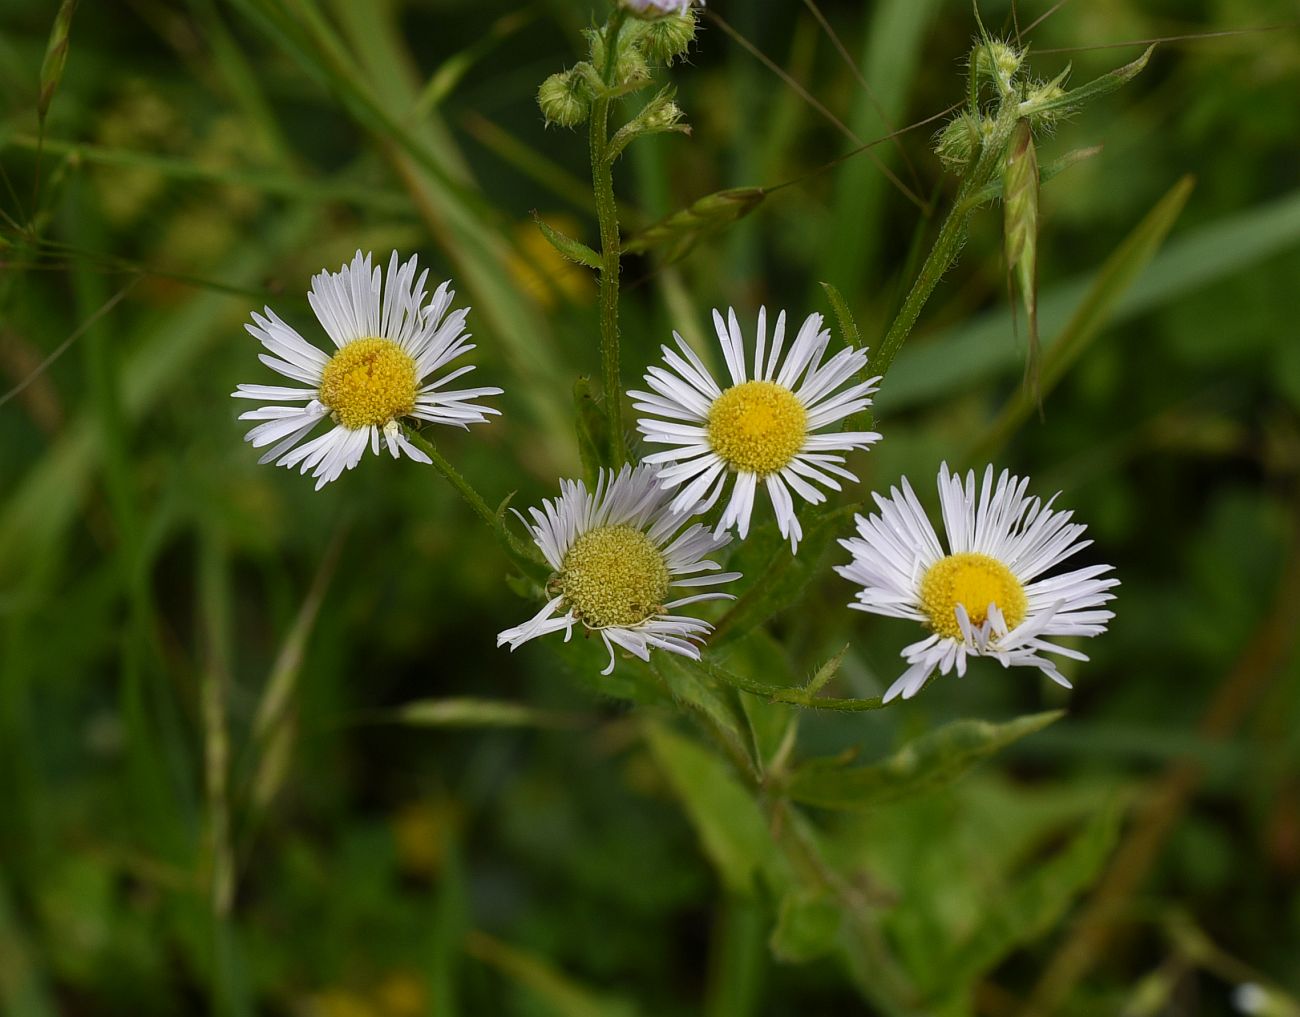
819 282 862 349
37 0 79 126
971 175 1194 459
785 711 1063 811
804 645 849 697
695 658 885 713
533 211 601 270
644 721 778 896
1023 45 1154 119
960 145 1102 211
880 183 1300 414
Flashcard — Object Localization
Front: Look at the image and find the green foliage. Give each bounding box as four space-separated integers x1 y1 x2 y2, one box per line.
2 0 1298 1013
784 712 1063 811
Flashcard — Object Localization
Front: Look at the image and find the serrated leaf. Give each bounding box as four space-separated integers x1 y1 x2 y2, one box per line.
770 889 842 963
644 721 779 896
786 712 1063 811
532 211 601 269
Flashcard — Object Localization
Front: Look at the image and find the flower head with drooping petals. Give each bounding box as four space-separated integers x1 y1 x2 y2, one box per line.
498 463 740 674
631 307 881 552
836 463 1118 702
232 251 501 489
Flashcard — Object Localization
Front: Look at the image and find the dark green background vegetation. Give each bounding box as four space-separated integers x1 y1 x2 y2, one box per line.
1 0 1298 1013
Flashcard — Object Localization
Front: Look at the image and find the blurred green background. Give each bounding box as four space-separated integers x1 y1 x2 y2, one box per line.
2 0 1299 1014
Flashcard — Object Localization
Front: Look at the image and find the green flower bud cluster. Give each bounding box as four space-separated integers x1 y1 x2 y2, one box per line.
536 9 698 130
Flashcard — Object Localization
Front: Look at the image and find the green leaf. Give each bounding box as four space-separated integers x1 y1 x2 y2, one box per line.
1024 45 1154 120
643 721 778 896
696 657 885 713
879 184 1300 415
971 175 1194 459
804 645 850 698
819 282 875 431
770 889 842 963
388 698 583 729
652 656 756 778
935 800 1123 995
533 211 601 270
37 0 79 126
785 712 1063 811
819 281 862 349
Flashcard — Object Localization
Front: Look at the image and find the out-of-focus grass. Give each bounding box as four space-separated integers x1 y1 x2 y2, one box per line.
1 0 1298 1014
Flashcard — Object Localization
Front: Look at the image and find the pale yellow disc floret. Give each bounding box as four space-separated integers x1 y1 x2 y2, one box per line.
706 380 807 477
919 552 1028 640
318 337 417 430
559 524 671 629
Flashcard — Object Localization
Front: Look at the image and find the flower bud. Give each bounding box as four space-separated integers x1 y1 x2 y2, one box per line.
621 0 699 19
588 27 651 86
537 70 590 128
974 39 1023 95
636 12 697 65
934 113 981 172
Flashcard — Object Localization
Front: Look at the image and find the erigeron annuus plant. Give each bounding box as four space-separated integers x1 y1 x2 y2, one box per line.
230 6 1152 1007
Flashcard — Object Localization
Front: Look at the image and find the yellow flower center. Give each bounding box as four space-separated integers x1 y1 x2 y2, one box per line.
318 337 417 430
706 380 807 476
559 524 670 629
919 552 1028 640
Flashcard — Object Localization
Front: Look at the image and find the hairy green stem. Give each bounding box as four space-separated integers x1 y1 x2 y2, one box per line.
591 14 628 465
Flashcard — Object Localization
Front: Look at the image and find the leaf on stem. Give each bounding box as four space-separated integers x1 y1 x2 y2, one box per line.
532 211 601 270
784 711 1063 811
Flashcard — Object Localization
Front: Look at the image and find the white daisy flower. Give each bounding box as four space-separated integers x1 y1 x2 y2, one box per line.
498 463 741 675
630 307 881 553
835 463 1119 703
232 250 502 489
